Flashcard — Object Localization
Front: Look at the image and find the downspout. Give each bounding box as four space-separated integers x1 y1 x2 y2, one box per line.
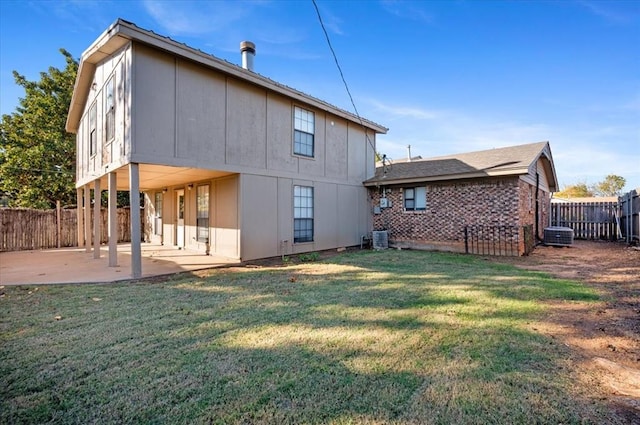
535 172 541 242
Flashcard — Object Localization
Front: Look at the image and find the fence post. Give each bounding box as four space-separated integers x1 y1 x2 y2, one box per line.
56 200 61 249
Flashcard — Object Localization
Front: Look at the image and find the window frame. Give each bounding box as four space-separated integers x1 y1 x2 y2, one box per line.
154 192 163 236
89 102 97 157
404 186 427 211
196 184 210 243
293 185 314 243
104 77 115 143
293 106 315 158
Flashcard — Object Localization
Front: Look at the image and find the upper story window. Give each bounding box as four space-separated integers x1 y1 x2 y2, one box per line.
294 185 314 243
404 187 426 211
104 77 115 142
89 103 97 157
294 106 314 157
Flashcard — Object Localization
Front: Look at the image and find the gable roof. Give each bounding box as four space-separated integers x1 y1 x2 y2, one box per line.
66 19 388 135
364 141 558 191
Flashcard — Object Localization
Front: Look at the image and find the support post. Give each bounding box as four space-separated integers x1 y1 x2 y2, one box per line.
129 163 142 278
108 172 118 267
84 184 91 252
77 188 84 247
93 179 101 259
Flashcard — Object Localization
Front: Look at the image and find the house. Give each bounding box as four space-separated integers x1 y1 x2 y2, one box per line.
65 19 387 277
363 142 558 255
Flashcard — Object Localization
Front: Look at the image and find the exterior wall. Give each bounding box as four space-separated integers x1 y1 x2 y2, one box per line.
518 179 550 239
371 177 522 252
240 174 371 261
76 44 132 187
129 44 375 185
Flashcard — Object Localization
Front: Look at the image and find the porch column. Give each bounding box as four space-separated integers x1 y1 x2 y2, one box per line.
76 188 84 247
129 163 142 278
108 172 118 267
93 179 101 259
84 184 91 253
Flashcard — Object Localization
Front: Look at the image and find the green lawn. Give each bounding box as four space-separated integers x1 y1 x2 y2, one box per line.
0 250 615 424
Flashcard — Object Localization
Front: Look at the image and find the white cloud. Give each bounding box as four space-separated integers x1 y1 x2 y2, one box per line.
380 0 435 25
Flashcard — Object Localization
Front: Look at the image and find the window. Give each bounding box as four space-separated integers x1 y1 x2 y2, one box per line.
154 192 163 236
294 106 314 157
104 77 115 142
294 185 313 243
89 103 97 156
196 185 209 243
404 187 426 211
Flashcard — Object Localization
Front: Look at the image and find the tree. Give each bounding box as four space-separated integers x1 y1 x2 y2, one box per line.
593 174 626 197
554 182 593 198
0 49 78 209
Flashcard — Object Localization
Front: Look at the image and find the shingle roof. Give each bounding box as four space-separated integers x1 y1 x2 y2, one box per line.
365 141 553 186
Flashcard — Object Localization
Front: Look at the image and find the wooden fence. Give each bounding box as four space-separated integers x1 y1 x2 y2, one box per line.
550 201 617 240
619 189 639 243
0 207 141 252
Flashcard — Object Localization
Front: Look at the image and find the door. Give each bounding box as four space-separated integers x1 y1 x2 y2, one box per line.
176 189 185 248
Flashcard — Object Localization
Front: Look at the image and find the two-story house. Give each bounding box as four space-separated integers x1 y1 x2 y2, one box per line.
66 19 387 278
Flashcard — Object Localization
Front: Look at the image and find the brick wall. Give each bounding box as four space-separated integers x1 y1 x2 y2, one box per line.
370 177 540 253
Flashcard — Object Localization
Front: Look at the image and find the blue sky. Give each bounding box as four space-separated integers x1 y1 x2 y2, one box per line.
1 0 639 192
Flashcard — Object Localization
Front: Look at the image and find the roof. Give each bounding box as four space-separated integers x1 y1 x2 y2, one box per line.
66 19 388 134
364 141 558 191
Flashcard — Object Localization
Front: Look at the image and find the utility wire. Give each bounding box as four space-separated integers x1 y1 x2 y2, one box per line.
311 0 378 156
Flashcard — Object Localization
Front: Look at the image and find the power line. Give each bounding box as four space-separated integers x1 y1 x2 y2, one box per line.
311 0 378 155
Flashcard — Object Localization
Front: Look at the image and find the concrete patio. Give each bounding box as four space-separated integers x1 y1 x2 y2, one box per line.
0 243 239 285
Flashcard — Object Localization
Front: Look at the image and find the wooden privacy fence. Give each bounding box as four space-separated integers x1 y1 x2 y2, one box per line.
551 201 617 240
0 207 141 252
619 189 639 243
464 225 534 257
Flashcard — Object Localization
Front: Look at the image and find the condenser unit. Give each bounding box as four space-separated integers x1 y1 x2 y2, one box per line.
372 230 389 250
543 226 574 247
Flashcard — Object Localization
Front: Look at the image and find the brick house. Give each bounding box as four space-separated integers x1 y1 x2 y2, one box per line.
363 142 558 255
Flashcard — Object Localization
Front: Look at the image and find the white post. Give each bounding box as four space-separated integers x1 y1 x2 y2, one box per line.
84 184 91 252
93 179 101 259
129 163 142 278
76 188 84 247
108 172 118 267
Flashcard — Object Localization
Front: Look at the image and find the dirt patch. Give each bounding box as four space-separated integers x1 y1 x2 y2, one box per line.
494 240 640 422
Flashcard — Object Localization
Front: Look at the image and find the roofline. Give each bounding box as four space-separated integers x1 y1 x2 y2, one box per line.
363 167 531 186
66 19 388 134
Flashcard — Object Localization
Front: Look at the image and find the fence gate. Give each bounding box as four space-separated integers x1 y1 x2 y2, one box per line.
550 201 617 240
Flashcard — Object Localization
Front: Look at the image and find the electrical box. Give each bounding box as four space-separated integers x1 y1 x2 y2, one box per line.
380 198 390 208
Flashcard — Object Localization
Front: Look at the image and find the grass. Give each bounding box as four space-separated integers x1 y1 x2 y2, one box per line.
0 249 614 424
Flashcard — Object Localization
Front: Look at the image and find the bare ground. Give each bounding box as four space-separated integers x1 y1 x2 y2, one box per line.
493 240 640 422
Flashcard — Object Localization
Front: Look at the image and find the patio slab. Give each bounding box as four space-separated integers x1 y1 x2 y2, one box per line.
0 243 239 285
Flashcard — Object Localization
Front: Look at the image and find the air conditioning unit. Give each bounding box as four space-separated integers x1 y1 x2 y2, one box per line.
380 198 390 208
543 226 574 247
372 230 389 250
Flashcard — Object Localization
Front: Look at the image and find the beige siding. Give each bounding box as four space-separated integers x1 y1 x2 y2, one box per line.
76 44 132 187
226 80 267 169
239 174 279 260
266 93 297 172
132 45 176 159
325 118 349 180
212 176 240 258
176 61 226 163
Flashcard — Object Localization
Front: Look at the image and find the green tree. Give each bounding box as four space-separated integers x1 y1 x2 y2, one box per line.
592 174 626 197
0 49 78 209
554 182 593 198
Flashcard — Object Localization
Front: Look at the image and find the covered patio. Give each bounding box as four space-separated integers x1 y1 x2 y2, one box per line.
0 243 239 286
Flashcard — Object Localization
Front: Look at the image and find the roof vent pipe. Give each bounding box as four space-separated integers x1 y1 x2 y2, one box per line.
407 145 412 162
240 41 256 71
